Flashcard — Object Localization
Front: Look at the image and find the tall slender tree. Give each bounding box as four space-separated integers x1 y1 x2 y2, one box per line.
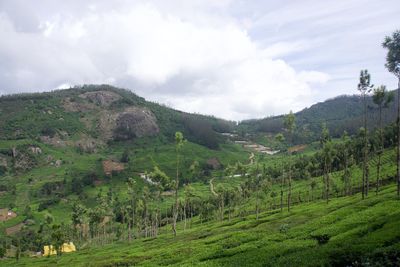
71 202 86 244
126 178 137 242
215 184 226 221
382 30 400 198
320 123 334 203
284 111 295 211
172 131 185 236
183 184 194 230
357 69 373 198
275 133 285 212
341 131 352 196
372 86 394 194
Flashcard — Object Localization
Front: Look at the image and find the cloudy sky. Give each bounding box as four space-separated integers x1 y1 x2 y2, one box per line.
0 0 399 120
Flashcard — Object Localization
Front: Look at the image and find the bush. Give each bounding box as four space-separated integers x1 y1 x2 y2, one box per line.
0 247 5 258
38 198 60 211
312 234 330 245
279 224 290 234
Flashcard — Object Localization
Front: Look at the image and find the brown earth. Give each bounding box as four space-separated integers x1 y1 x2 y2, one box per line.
0 209 17 222
5 222 24 235
288 144 307 153
102 160 125 176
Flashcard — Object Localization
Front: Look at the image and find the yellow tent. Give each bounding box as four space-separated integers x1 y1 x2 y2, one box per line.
43 242 76 256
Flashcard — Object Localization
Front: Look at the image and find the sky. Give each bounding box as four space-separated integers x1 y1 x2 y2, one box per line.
0 0 399 121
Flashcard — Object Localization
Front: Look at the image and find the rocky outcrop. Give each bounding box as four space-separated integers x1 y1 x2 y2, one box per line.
75 136 104 153
79 91 121 106
28 146 42 155
40 135 67 147
113 107 159 140
62 97 97 112
55 160 62 167
98 111 119 140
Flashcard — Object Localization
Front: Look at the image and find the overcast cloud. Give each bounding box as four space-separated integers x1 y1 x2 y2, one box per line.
0 0 398 120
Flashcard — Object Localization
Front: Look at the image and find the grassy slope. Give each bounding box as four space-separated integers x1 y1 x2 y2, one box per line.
0 139 250 230
4 184 399 267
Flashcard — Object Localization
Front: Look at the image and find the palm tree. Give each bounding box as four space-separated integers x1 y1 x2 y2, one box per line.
284 111 296 211
372 86 394 194
173 131 185 236
358 69 373 198
382 30 400 197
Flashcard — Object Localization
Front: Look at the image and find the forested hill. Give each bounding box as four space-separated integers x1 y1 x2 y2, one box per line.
0 84 234 149
239 90 399 143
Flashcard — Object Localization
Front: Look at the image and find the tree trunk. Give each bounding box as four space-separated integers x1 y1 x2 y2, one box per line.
183 202 187 231
397 79 400 198
256 191 259 220
173 153 179 236
288 160 291 212
363 92 368 198
377 105 382 195
131 199 135 239
280 170 284 212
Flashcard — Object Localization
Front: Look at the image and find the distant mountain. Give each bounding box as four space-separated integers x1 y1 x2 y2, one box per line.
0 84 235 149
239 90 399 143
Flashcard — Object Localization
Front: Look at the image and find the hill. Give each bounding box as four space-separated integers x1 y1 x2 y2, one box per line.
0 84 235 149
239 91 399 143
0 85 251 246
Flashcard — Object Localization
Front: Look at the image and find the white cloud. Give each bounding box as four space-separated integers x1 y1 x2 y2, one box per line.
0 0 397 120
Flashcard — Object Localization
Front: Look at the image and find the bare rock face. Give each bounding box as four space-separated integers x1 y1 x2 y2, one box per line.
79 91 121 106
98 111 119 140
62 97 97 112
13 151 37 171
28 146 42 155
55 160 62 167
75 136 104 153
40 135 67 147
113 107 159 140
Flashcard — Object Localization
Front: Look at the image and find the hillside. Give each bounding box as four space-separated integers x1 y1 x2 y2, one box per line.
0 85 400 266
4 181 400 266
0 85 251 247
0 84 235 149
240 91 399 143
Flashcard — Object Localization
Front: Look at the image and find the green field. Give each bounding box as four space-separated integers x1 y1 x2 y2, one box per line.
3 183 399 267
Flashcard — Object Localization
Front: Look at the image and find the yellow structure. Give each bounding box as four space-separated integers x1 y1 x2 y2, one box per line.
43 242 76 256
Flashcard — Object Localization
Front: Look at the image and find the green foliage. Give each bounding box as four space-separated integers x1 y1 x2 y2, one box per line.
382 30 400 77
240 92 400 143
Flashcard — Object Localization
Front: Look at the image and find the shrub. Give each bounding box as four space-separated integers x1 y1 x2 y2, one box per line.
38 197 60 211
0 247 5 258
312 234 330 245
279 224 290 234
